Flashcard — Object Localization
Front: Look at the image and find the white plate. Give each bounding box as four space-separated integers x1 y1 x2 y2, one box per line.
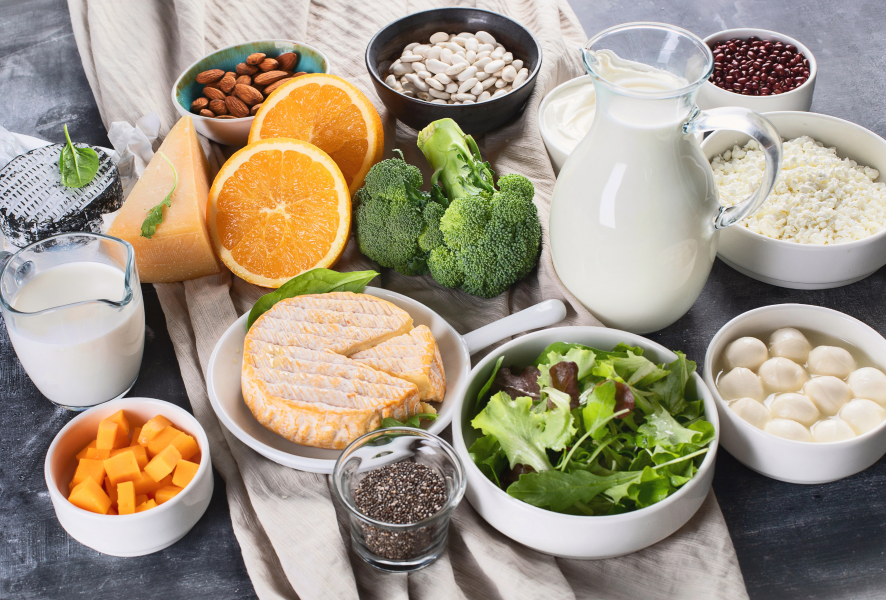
206 287 566 473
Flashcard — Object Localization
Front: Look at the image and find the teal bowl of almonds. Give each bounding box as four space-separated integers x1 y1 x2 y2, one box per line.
171 39 331 146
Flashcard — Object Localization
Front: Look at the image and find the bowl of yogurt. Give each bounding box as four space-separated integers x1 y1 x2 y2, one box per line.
704 303 886 484
538 75 595 172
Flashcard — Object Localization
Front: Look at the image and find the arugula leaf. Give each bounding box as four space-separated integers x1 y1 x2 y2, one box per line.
58 124 100 188
380 413 438 429
507 468 641 512
471 391 576 472
469 434 509 488
247 268 379 328
140 151 177 239
651 352 696 415
581 380 616 441
476 356 505 412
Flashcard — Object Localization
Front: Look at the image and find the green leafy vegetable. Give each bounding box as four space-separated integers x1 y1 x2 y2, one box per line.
469 434 509 488
58 124 100 188
140 152 177 239
380 413 438 429
507 469 641 513
247 268 379 329
476 355 505 412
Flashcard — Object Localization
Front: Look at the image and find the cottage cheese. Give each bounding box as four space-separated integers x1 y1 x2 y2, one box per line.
711 136 886 244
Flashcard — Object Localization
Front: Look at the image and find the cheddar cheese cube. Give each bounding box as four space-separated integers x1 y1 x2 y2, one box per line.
147 426 183 457
172 460 199 489
96 420 120 451
135 499 157 513
144 445 182 482
155 485 183 505
104 476 119 506
104 451 141 486
107 507 118 515
76 440 97 460
112 444 148 469
68 478 112 514
138 416 173 446
105 410 131 447
132 470 173 496
70 458 105 490
170 432 199 461
117 481 136 515
130 426 142 446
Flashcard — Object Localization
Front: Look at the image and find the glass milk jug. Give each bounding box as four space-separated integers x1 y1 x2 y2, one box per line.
550 23 782 333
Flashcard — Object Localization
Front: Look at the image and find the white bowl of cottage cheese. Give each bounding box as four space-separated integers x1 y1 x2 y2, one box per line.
701 111 886 289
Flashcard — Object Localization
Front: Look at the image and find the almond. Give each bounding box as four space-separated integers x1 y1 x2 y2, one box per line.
262 77 291 96
195 68 224 84
246 52 266 66
253 70 289 86
191 97 209 112
236 62 259 76
276 52 298 71
234 83 264 105
209 99 228 115
225 71 236 78
216 115 237 119
258 58 279 72
250 103 263 116
203 86 226 101
218 74 236 94
199 109 215 118
236 75 252 86
225 95 250 118
292 71 307 78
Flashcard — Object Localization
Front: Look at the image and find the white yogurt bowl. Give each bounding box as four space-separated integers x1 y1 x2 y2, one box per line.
702 111 886 289
537 75 594 173
44 397 214 556
452 326 719 559
697 28 817 112
704 304 886 484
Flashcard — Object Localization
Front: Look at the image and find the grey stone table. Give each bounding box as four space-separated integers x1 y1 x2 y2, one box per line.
1 0 884 598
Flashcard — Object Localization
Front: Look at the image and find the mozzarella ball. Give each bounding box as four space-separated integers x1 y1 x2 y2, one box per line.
718 367 765 401
838 399 886 435
729 398 772 429
847 367 886 405
724 337 769 371
763 418 812 442
769 328 812 363
811 419 856 443
758 357 809 393
807 346 857 378
802 376 852 416
769 393 820 427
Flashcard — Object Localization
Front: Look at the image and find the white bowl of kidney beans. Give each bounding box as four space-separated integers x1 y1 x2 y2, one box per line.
697 28 816 112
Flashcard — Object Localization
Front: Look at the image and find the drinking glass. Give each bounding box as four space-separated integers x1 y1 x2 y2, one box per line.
0 232 144 410
332 428 466 572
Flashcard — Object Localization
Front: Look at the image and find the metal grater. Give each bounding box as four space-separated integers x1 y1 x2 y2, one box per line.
0 144 123 247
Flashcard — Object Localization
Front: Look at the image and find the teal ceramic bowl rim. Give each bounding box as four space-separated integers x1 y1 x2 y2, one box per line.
171 39 332 122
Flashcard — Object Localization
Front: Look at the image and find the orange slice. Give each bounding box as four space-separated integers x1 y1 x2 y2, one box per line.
207 138 350 288
248 73 384 195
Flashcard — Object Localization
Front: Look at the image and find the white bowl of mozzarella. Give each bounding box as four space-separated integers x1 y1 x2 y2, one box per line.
704 303 886 484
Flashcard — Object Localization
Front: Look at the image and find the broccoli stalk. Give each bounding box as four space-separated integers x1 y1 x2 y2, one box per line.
417 118 495 201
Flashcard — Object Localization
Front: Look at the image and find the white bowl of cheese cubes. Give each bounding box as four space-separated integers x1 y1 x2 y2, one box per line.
704 304 886 484
44 397 213 556
701 111 886 289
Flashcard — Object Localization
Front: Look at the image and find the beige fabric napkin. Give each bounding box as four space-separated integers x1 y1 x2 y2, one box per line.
68 0 749 598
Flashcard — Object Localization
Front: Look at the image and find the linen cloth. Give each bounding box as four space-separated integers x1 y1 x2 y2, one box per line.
67 0 749 598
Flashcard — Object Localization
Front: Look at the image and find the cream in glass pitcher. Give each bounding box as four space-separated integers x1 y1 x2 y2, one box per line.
550 23 782 333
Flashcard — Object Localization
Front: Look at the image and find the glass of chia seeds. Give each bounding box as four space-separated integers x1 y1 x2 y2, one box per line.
332 427 466 572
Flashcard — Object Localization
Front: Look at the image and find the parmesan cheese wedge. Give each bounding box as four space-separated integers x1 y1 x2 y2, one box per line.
108 116 221 283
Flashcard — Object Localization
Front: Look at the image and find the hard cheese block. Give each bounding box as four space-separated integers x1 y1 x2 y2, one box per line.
108 116 221 282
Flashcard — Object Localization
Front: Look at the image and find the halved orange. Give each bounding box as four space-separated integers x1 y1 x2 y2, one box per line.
207 138 350 288
248 73 384 195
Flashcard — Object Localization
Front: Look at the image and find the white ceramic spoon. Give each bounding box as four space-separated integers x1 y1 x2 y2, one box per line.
205 287 566 473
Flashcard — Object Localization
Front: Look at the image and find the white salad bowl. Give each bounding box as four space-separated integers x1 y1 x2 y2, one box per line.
206 288 566 474
702 111 886 289
704 304 886 484
44 397 214 557
452 326 719 559
697 28 817 113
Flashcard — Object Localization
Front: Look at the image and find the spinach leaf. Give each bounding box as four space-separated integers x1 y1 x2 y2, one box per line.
247 268 379 329
58 124 100 188
507 468 641 512
381 413 438 429
140 151 177 239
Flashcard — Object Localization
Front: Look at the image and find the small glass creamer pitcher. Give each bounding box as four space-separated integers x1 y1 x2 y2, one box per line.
550 22 782 334
0 232 145 410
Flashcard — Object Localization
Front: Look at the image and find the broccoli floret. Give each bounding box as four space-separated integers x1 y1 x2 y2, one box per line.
354 151 444 276
418 201 445 253
428 245 464 288
417 118 495 200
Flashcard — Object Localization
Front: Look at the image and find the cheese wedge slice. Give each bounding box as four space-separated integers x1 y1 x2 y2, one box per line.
351 325 446 401
107 116 221 283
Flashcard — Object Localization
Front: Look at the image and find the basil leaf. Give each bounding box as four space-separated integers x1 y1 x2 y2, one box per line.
58 124 100 188
247 268 379 329
140 152 177 239
381 413 438 429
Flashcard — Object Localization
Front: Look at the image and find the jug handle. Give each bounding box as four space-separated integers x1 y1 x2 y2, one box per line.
683 107 783 230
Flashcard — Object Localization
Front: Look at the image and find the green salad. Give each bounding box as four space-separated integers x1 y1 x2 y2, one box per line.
468 342 714 516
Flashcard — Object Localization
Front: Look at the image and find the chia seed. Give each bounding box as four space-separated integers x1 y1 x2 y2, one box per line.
353 461 448 560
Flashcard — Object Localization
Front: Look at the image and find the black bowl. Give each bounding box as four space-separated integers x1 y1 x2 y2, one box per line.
365 7 543 136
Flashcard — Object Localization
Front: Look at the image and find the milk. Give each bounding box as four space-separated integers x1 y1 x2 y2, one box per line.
7 261 144 407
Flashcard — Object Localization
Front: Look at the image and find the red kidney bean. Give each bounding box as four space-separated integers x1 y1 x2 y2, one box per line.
708 36 809 95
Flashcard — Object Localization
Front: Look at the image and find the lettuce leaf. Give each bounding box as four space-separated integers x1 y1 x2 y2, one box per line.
469 434 509 488
507 468 642 512
581 380 616 441
604 466 673 508
537 347 597 388
650 352 696 415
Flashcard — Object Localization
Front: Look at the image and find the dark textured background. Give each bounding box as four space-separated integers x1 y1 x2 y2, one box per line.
1 0 884 598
